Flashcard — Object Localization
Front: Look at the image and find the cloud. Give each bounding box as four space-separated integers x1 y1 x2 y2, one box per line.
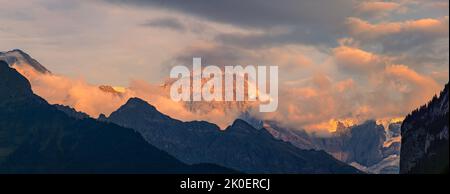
262 63 442 134
141 17 186 32
13 64 132 117
346 16 449 52
106 0 353 28
0 0 210 85
254 74 363 135
333 45 386 74
363 64 442 119
13 64 241 128
383 64 440 103
128 79 241 128
171 42 315 71
355 1 403 19
344 15 449 76
106 0 356 47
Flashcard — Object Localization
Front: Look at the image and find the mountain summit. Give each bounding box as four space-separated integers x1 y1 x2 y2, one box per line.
105 96 361 174
0 49 50 74
0 60 234 173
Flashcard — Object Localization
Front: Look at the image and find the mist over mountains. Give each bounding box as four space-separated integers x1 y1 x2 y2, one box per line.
0 49 50 74
101 97 360 173
0 49 448 174
0 50 380 172
0 60 235 173
0 51 407 173
0 58 361 173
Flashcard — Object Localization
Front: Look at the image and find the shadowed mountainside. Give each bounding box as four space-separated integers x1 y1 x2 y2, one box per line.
0 60 235 174
104 97 361 174
400 83 449 174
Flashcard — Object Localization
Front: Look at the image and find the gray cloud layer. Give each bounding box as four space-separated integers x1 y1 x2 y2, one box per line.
141 17 187 32
107 0 355 47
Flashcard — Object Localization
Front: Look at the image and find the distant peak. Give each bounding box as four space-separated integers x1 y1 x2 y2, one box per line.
98 113 108 122
362 120 378 126
120 97 159 112
109 97 172 122
98 85 125 96
125 97 150 106
10 49 26 54
226 119 258 133
232 119 251 127
0 49 50 74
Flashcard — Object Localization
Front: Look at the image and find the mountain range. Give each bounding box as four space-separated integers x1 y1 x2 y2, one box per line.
0 50 359 173
264 120 401 174
0 58 360 174
0 60 235 173
102 97 361 173
1 49 448 174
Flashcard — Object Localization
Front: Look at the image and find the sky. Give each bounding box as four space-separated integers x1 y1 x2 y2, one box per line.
1 0 449 133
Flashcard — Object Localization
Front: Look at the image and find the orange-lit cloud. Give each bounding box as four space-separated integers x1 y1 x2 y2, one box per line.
253 61 443 134
13 65 132 117
333 46 385 73
382 64 440 107
346 16 449 41
128 79 241 128
306 118 358 133
13 65 240 129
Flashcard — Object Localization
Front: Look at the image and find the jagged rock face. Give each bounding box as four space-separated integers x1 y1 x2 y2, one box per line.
313 121 386 167
106 98 361 174
264 121 318 150
98 85 125 97
400 83 449 174
265 120 398 173
388 122 401 138
0 61 234 173
351 154 400 174
0 49 50 74
383 142 401 158
238 111 264 129
54 104 90 120
344 121 386 166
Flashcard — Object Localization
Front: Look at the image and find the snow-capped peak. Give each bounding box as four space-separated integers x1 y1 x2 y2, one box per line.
0 49 50 74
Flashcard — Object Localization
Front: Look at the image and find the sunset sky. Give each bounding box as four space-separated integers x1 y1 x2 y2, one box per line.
1 0 448 133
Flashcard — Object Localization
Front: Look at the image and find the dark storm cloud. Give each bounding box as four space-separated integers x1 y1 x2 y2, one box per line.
106 0 355 47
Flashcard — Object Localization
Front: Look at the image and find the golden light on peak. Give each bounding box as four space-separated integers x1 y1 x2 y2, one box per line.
112 86 126 93
305 118 358 133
